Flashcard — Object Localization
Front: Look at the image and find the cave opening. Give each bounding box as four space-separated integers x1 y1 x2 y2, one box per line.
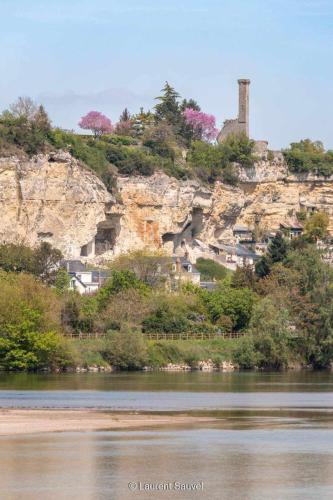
80 214 121 258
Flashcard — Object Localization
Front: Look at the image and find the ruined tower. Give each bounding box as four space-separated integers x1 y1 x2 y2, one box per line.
217 79 250 143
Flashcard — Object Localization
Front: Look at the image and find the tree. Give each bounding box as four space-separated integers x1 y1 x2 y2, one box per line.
268 232 288 263
0 243 35 274
97 270 147 310
109 250 172 287
155 82 181 128
9 96 38 121
204 285 256 331
0 242 62 284
115 108 133 136
182 108 218 142
103 330 148 370
255 255 271 278
180 98 200 112
231 265 256 290
34 105 51 133
78 111 113 137
119 108 131 122
304 211 329 241
54 267 70 295
33 242 63 285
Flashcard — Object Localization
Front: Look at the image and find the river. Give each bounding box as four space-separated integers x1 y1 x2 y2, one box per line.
1 371 333 499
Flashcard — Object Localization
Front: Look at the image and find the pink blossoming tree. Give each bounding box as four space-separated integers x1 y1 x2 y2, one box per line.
183 108 218 142
78 111 113 137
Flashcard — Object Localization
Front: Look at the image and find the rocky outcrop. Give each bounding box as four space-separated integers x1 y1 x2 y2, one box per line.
1 150 333 261
0 152 112 257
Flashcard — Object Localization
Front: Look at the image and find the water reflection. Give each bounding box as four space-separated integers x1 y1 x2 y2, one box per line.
0 370 333 392
1 426 333 500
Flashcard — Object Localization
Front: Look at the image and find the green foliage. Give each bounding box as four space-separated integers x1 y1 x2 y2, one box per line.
203 284 256 331
195 258 229 281
54 268 70 295
154 82 182 129
0 271 74 371
304 211 329 241
97 270 147 310
109 250 172 287
268 232 289 263
187 133 255 185
231 265 256 290
0 327 74 371
285 246 330 294
142 304 190 333
232 336 259 369
0 242 63 285
102 330 148 370
283 139 333 176
255 233 289 277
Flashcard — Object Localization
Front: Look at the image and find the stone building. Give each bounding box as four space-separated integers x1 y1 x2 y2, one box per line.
218 79 250 143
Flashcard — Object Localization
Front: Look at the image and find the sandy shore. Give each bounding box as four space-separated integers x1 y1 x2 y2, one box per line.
0 409 216 436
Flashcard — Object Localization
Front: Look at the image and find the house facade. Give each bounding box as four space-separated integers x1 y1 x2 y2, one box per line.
63 260 109 295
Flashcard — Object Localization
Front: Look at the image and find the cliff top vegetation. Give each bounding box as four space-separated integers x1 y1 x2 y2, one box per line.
0 85 256 189
1 87 333 193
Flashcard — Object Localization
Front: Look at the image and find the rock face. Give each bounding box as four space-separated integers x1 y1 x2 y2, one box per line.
2 150 333 261
0 152 112 257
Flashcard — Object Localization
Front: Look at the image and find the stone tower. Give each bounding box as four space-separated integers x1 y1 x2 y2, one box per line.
237 79 250 136
217 78 251 143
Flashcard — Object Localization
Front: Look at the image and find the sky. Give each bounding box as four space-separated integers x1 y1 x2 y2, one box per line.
0 0 333 149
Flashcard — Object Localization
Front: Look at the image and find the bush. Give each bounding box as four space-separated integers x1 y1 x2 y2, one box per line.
0 328 75 371
204 284 256 331
187 133 255 185
142 304 190 333
232 336 258 369
102 330 148 370
283 139 333 176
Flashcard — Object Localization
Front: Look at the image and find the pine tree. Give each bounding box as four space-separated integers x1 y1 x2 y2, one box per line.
154 82 181 128
34 105 51 133
180 98 201 112
268 232 288 263
119 108 131 122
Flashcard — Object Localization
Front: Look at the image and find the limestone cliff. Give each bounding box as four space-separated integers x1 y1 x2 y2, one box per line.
0 151 112 257
1 150 333 261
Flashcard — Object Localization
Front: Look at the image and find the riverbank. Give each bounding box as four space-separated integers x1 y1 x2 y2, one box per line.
0 409 217 436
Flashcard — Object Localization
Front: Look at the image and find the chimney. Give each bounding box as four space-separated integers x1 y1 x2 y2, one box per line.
238 79 250 136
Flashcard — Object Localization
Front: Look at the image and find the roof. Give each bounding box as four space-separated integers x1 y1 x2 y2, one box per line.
280 220 303 230
210 243 260 259
63 260 110 278
233 225 253 233
63 260 86 272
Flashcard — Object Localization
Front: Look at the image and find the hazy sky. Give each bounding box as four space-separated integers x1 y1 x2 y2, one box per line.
0 0 332 149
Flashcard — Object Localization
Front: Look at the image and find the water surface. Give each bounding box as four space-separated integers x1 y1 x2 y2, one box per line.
1 371 333 499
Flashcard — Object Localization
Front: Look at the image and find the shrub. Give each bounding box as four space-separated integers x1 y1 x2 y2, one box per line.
102 330 148 370
232 336 258 369
283 139 333 176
